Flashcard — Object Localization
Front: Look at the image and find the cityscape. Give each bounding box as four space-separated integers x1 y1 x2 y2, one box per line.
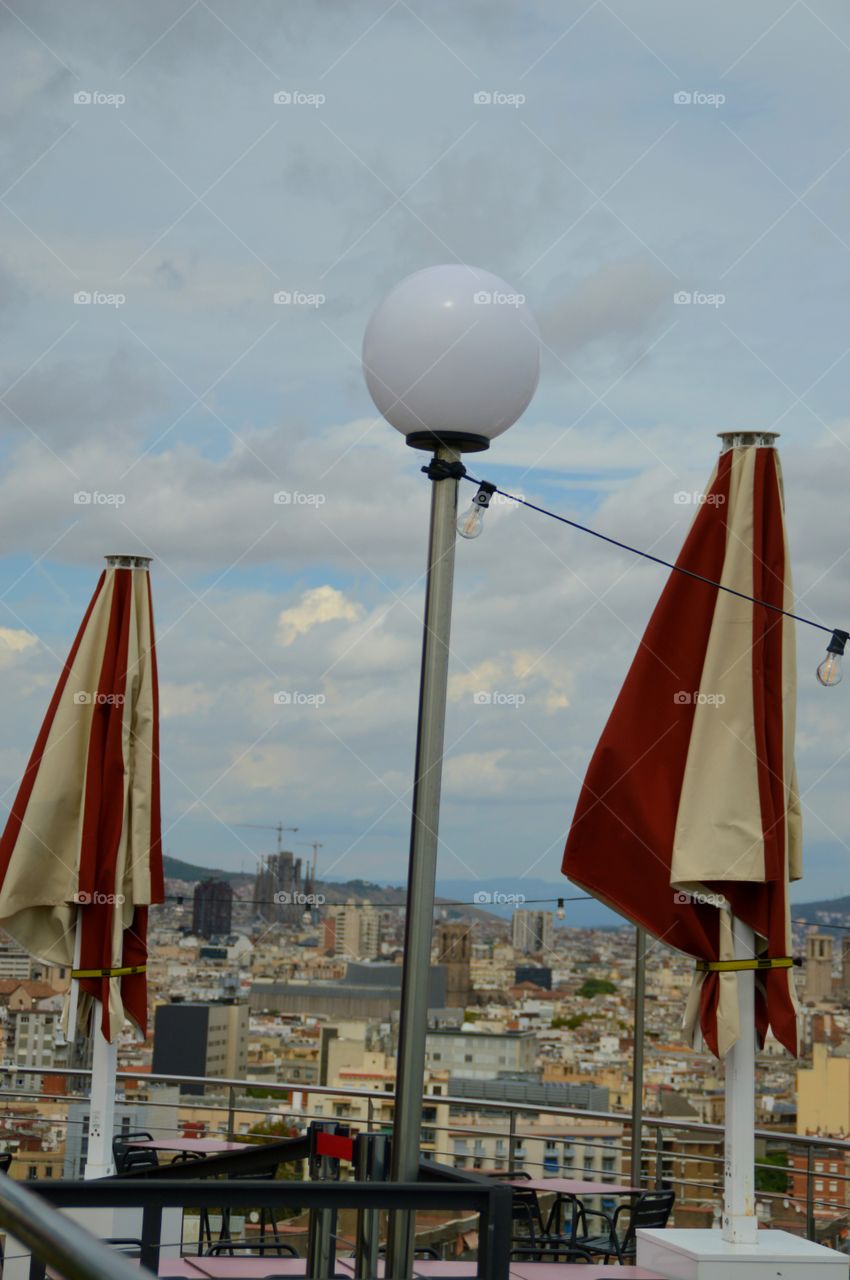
2 851 850 1255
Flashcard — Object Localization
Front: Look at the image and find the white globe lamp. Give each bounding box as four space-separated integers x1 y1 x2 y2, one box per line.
363 264 540 452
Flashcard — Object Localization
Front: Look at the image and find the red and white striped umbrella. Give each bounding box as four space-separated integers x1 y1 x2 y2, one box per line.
0 555 163 1043
563 437 800 1057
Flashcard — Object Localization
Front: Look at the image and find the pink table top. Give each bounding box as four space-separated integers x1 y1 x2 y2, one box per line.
509 1269 661 1279
336 1263 661 1278
507 1176 637 1196
164 1262 307 1278
132 1138 249 1153
157 1267 663 1280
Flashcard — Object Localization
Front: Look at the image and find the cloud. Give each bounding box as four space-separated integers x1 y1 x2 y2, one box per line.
0 628 38 670
159 682 214 719
277 586 364 646
538 259 672 360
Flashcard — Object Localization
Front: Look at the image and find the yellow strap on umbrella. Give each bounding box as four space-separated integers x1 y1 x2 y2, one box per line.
71 964 147 978
695 957 793 973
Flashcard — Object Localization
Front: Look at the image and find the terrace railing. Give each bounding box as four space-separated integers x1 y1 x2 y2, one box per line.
0 1173 514 1280
0 1064 846 1253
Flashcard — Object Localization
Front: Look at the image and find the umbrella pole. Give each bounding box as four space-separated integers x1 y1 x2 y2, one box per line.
73 917 117 1180
721 914 757 1243
84 1008 117 1179
630 925 646 1187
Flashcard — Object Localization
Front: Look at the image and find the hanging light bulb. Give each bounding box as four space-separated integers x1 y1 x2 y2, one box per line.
457 481 497 540
817 630 849 687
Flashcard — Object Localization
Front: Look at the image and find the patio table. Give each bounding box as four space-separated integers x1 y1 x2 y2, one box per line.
334 1261 662 1278
505 1177 637 1196
505 1175 640 1247
507 1268 661 1279
131 1139 250 1155
162 1260 308 1277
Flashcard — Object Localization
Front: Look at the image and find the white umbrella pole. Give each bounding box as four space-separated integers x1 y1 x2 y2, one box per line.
84 1010 117 1179
721 915 758 1243
70 917 116 1180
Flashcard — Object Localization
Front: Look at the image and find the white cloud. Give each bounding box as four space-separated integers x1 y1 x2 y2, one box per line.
277 586 364 646
0 627 38 665
159 682 214 719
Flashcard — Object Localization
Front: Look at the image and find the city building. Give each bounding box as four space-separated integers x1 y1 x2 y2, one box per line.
448 1114 623 1180
192 878 233 938
324 901 380 960
425 1028 537 1080
7 1007 70 1085
436 923 472 1008
841 936 850 1000
152 998 249 1094
0 935 34 981
788 1146 850 1223
797 1041 850 1135
805 932 834 1003
254 852 304 925
515 964 552 990
446 1076 608 1112
511 910 553 956
251 962 448 1019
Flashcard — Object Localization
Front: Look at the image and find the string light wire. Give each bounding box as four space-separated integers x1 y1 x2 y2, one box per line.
461 474 841 638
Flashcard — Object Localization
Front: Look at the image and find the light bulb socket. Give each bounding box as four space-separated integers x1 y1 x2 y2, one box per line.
827 629 849 656
472 481 497 509
422 457 467 482
406 430 491 454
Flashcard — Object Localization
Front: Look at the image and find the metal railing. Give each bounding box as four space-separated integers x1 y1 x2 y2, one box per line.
0 1175 514 1280
0 1172 140 1280
0 1064 847 1250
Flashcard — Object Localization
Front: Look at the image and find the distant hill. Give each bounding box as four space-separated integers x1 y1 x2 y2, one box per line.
791 895 850 925
163 854 253 886
162 859 505 920
160 858 621 925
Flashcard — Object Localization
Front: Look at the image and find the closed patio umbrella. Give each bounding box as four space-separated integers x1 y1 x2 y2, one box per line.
0 554 162 1176
563 432 800 1058
562 431 800 1243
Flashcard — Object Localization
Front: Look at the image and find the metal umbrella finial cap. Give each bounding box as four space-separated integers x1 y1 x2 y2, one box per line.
104 555 152 570
718 431 779 453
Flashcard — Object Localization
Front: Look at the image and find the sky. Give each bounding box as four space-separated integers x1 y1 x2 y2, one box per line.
1 0 849 905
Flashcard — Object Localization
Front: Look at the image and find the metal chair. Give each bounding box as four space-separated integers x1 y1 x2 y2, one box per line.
205 1164 292 1255
112 1132 157 1174
103 1238 144 1259
206 1239 299 1258
511 1186 548 1239
574 1187 675 1263
378 1244 440 1259
509 1195 591 1264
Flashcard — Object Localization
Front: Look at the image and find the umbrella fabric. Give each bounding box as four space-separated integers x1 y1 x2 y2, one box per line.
562 444 800 1057
0 565 162 1041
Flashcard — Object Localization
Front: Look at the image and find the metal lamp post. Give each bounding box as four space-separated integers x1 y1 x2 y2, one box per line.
362 265 540 1279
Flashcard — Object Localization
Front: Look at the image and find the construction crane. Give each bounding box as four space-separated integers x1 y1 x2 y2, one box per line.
235 822 298 854
299 841 324 883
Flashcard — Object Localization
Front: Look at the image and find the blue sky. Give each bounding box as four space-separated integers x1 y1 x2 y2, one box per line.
0 1 849 903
